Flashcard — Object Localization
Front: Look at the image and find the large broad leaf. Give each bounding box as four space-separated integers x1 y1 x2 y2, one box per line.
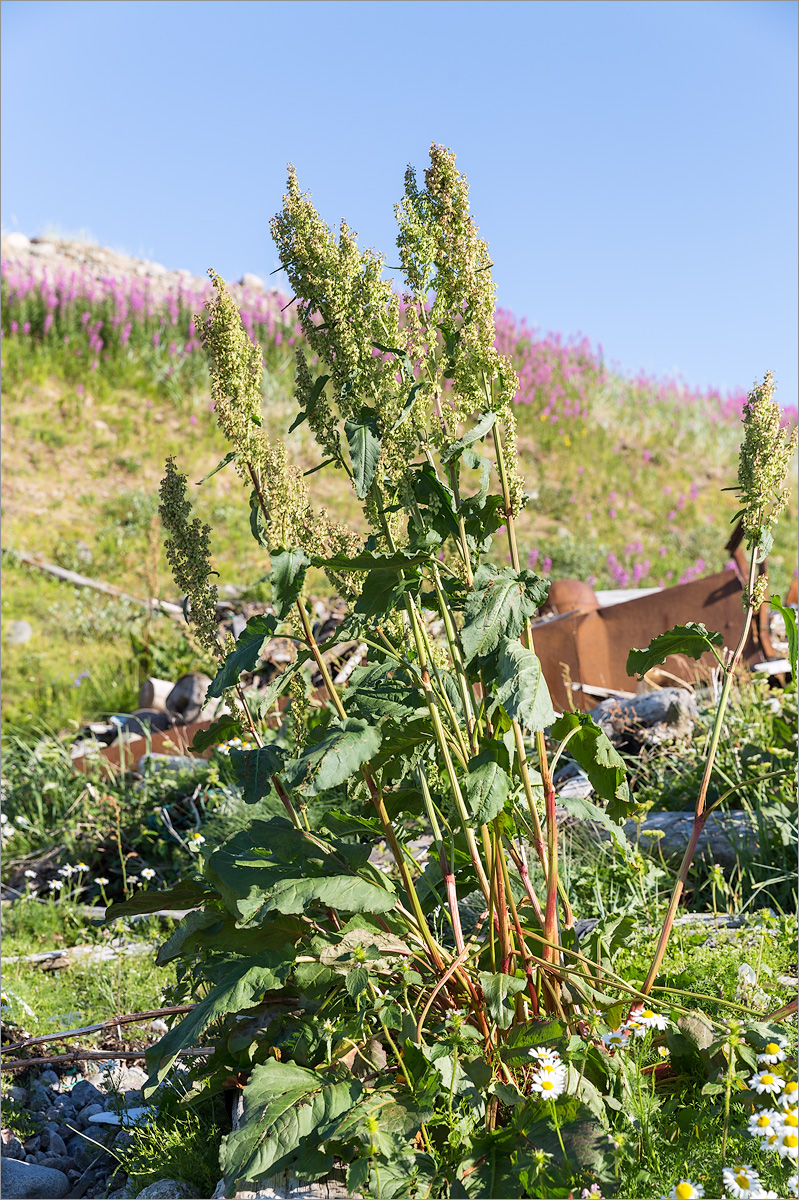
491 637 555 732
479 971 527 1030
270 548 310 619
221 1059 362 1191
316 545 437 573
412 464 460 540
343 663 424 722
770 597 798 678
145 951 291 1090
456 1127 522 1199
282 718 382 797
465 747 512 825
558 794 631 854
190 713 242 752
229 745 286 804
207 615 278 698
461 566 550 663
206 820 395 923
344 407 381 499
550 711 632 823
626 621 723 679
441 411 497 463
354 568 419 618
105 877 212 921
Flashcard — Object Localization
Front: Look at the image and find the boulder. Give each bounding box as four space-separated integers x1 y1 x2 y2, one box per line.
623 810 759 871
37 1069 60 1090
3 232 30 250
166 674 212 725
1 1132 25 1159
68 1079 105 1109
136 1181 198 1199
588 687 698 749
28 1085 52 1111
137 678 175 712
0 1157 69 1198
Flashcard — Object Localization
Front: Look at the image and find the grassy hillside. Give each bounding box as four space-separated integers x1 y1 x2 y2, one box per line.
2 239 796 733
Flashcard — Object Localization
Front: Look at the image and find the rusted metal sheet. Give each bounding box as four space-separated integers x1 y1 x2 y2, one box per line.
71 719 214 774
532 567 763 713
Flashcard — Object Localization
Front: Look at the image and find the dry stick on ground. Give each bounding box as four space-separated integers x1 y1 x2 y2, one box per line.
9 551 184 617
1 1047 207 1073
0 1005 197 1055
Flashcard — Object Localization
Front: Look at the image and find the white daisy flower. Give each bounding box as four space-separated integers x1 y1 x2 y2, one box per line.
141 868 156 880
775 1130 799 1160
748 1109 781 1137
527 1045 561 1063
601 1029 630 1049
94 877 109 886
74 862 89 872
48 878 63 891
785 1172 799 1197
188 832 206 845
782 1110 799 1133
637 1008 669 1030
127 875 139 885
24 869 37 879
530 1070 566 1099
722 1165 762 1198
668 1180 704 1199
750 1071 784 1096
757 1038 788 1065
783 1081 799 1106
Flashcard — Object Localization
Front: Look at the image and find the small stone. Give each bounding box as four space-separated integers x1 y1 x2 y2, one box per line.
40 1154 69 1171
77 1102 104 1127
1 1132 25 1159
23 1135 41 1153
3 231 30 250
0 1156 70 1198
69 1080 105 1108
38 1069 61 1090
28 1086 51 1111
239 273 264 290
135 1181 196 1199
4 620 33 645
41 1129 68 1157
8 1086 29 1104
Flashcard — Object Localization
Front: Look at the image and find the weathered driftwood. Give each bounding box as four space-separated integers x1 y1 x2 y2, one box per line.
589 687 699 747
138 677 175 712
622 810 758 870
11 551 183 616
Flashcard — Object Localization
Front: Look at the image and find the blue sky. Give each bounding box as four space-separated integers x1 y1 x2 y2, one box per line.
2 0 797 408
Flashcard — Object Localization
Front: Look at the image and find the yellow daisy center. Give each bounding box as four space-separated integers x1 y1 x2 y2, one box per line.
761 1074 775 1085
784 1134 799 1148
786 1082 798 1094
756 1114 771 1127
766 1043 781 1054
785 1113 799 1128
541 1080 554 1091
675 1184 695 1199
642 1009 655 1020
735 1172 750 1187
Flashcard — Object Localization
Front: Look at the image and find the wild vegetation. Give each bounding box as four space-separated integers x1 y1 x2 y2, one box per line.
1 145 797 1200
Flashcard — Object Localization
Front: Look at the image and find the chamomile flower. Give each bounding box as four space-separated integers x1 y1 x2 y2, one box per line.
531 1070 566 1099
785 1171 799 1197
637 1008 669 1030
658 1046 670 1059
782 1109 799 1133
601 1029 630 1049
141 868 156 880
188 832 206 849
757 1039 788 1065
748 1109 781 1138
527 1046 561 1064
774 1130 799 1160
58 864 74 877
48 878 63 891
24 869 37 879
668 1180 704 1199
94 877 109 886
74 862 89 872
782 1080 799 1107
722 1165 762 1198
127 875 139 886
750 1071 784 1096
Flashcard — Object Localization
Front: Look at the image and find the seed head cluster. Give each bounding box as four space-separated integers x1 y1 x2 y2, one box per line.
737 371 797 550
158 457 220 658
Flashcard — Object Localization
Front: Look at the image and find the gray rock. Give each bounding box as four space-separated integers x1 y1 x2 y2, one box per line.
28 1085 52 1111
37 1069 61 1090
3 231 30 250
240 273 265 291
50 1097 76 1121
165 674 212 726
114 1129 134 1150
65 1130 110 1166
623 809 759 871
77 1102 105 1127
69 1080 105 1108
589 687 698 748
1 1133 25 1159
135 1181 196 1199
39 1155 69 1171
23 1135 41 1153
41 1128 68 1156
7 1086 29 1104
0 1156 70 1198
5 619 33 645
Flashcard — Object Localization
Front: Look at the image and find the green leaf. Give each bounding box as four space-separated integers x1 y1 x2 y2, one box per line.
229 745 285 804
220 1059 362 1190
372 341 414 380
626 621 723 679
345 966 369 998
770 597 797 677
249 489 268 547
392 378 426 431
316 547 435 573
207 615 278 699
465 747 512 825
354 568 419 618
343 663 424 721
106 877 212 922
441 411 497 462
270 548 310 619
461 566 550 663
345 407 381 499
190 713 242 752
155 907 224 966
145 951 292 1089
195 450 239 484
479 971 527 1030
491 637 555 732
558 794 631 852
412 463 460 540
283 717 382 797
550 711 631 822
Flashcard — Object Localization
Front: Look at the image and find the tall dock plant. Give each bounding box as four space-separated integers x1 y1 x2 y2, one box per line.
123 146 795 1195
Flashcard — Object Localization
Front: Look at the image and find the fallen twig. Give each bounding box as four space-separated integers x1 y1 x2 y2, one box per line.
1 1004 195 1055
8 550 184 617
1 1046 206 1072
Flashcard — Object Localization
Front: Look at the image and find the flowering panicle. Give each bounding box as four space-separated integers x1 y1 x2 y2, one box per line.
293 348 340 462
158 457 220 658
737 371 797 551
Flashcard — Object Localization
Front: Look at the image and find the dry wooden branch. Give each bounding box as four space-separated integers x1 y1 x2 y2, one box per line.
10 551 184 616
1 1004 195 1055
1 1047 206 1072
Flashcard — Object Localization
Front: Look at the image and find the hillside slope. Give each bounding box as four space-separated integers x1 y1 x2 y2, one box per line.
2 234 796 731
